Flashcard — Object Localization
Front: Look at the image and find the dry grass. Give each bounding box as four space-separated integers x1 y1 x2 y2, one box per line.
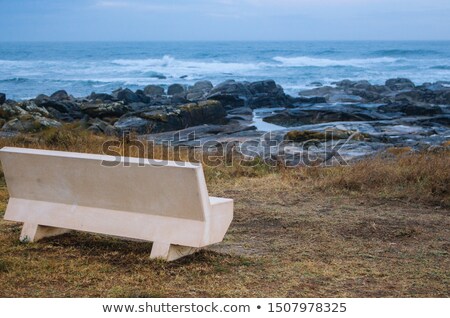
0 126 449 297
284 150 450 207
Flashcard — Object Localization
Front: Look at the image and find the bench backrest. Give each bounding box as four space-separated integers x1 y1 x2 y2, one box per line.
0 147 211 222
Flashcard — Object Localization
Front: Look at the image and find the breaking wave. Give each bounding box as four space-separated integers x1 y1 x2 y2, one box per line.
273 56 399 67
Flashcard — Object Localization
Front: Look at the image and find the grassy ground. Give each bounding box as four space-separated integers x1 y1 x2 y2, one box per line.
0 127 449 297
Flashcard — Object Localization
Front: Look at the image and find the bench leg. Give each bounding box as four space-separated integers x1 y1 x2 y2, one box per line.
20 223 71 243
150 242 198 261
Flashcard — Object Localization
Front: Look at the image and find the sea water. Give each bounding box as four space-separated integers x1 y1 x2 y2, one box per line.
1 41 449 100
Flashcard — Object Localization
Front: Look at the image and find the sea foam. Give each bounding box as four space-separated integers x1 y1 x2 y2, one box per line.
272 56 399 67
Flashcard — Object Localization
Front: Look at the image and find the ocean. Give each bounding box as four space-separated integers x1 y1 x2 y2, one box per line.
1 41 450 100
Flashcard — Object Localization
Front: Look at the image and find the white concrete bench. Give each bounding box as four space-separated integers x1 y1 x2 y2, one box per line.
0 147 233 261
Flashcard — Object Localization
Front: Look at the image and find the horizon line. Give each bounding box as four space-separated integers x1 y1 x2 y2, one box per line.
1 39 450 43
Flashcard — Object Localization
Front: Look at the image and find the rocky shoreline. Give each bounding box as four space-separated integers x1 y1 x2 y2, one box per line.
1 78 449 164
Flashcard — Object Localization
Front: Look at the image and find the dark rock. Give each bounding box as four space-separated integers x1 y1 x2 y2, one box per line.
207 80 252 108
114 100 227 134
186 91 205 102
299 86 339 102
114 116 151 134
0 103 28 120
415 115 450 127
87 118 117 136
248 80 279 94
294 96 327 104
1 115 61 132
247 80 290 108
263 106 382 127
348 89 382 103
352 80 372 90
142 95 172 107
0 93 5 105
284 130 327 142
334 79 354 88
186 81 214 101
148 73 166 80
392 88 450 105
146 123 259 147
34 94 50 106
328 93 364 103
209 80 251 96
89 92 115 102
207 79 290 109
422 81 450 92
42 109 69 122
301 85 379 103
50 90 70 101
178 100 227 126
393 90 429 103
208 94 246 109
111 88 122 97
115 88 142 104
40 100 70 113
36 99 82 121
334 80 374 91
170 94 188 105
226 109 253 121
192 80 213 92
342 81 387 102
248 93 289 108
227 107 253 116
300 80 393 103
128 102 150 111
385 78 415 91
168 84 185 96
80 101 131 118
135 89 151 104
378 102 443 116
439 90 450 104
19 101 51 117
143 85 165 96
285 129 369 143
261 111 306 127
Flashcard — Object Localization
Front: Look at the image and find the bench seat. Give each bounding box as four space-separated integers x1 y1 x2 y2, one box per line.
0 147 233 261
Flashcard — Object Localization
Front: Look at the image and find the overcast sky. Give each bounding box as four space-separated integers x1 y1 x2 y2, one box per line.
0 0 449 41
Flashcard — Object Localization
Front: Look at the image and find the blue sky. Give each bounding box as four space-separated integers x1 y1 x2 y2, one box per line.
0 0 449 41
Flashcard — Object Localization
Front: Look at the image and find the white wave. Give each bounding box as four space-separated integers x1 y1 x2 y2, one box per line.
111 55 268 76
273 56 399 67
112 55 176 67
